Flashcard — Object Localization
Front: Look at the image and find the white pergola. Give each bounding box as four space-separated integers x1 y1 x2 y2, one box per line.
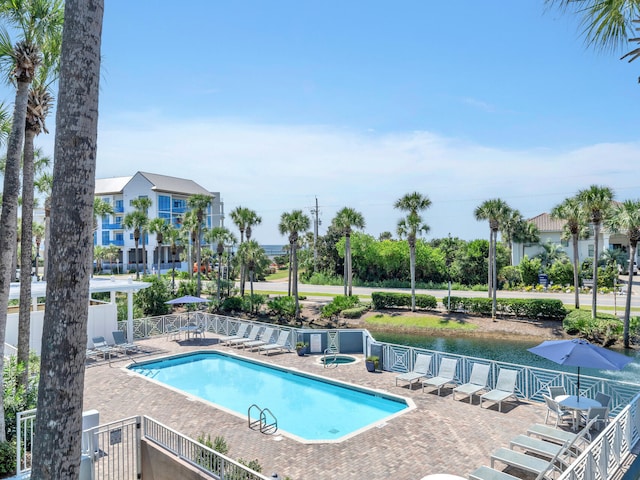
9 276 151 343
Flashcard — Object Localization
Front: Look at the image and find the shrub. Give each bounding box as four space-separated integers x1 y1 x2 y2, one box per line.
267 296 296 320
134 275 172 316
563 309 622 345
371 292 437 310
221 296 244 312
321 295 360 318
0 441 16 475
342 306 369 318
444 296 566 320
176 279 197 297
4 353 40 443
242 294 266 314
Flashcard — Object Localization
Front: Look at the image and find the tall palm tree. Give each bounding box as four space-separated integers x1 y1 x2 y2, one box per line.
230 206 261 296
148 217 171 278
332 207 366 296
122 210 146 280
131 196 151 275
551 196 590 309
279 210 311 318
577 185 614 318
165 223 181 294
512 220 540 263
187 193 213 296
394 192 431 312
31 0 103 474
500 209 528 265
34 169 52 279
205 226 236 302
0 1 62 441
474 198 512 321
32 220 44 280
606 199 640 348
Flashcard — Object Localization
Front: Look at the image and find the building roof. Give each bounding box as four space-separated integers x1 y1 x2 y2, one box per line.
528 212 566 232
9 277 150 300
95 176 132 195
137 172 213 197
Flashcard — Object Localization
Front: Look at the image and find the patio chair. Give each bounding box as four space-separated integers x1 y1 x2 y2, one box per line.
91 336 117 360
422 357 458 395
452 362 490 403
258 330 291 355
489 440 569 480
548 385 566 399
227 325 260 347
480 368 518 412
112 330 139 354
543 394 572 427
395 353 432 389
595 392 611 407
581 406 609 441
219 323 249 345
243 327 275 350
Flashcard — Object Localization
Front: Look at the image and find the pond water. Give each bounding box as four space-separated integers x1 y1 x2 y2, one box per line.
371 331 640 384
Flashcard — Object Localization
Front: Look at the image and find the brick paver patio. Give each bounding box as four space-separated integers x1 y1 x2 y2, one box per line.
83 334 557 480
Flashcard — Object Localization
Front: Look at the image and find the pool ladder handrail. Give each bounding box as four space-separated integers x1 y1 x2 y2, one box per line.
247 404 278 435
322 348 339 368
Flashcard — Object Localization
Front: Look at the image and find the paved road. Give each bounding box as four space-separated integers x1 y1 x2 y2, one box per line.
253 279 640 309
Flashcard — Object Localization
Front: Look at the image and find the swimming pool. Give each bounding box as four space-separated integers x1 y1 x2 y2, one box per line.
128 351 412 443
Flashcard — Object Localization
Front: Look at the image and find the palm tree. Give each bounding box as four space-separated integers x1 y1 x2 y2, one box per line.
205 226 236 302
165 223 181 294
394 192 431 312
279 210 311 318
93 197 114 233
34 169 52 279
512 220 540 263
122 210 146 280
534 240 570 268
474 198 512 321
500 209 530 265
577 185 614 318
332 207 366 296
32 220 44 280
148 217 172 278
236 240 265 312
230 206 262 296
131 196 152 275
31 0 103 474
187 193 213 296
606 199 640 347
551 196 590 309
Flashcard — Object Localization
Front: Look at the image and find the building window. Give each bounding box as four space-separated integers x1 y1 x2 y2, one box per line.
115 233 123 242
130 233 134 240
159 195 171 211
101 214 109 228
102 231 110 246
588 244 595 257
561 239 568 247
115 199 124 212
173 198 187 212
159 212 170 221
115 216 122 227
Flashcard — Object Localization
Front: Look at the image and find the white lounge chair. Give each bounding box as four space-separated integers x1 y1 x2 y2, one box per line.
452 362 490 403
489 441 568 480
258 330 291 355
480 368 518 412
227 325 260 347
112 330 139 354
422 357 458 395
395 354 432 389
219 323 249 345
244 327 274 350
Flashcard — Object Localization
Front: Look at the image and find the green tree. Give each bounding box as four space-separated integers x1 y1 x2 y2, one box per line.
332 207 365 296
148 217 171 278
394 192 431 311
535 240 569 269
236 240 266 312
122 210 146 280
278 209 310 318
606 199 640 347
187 193 213 296
230 206 262 296
551 196 590 309
474 198 512 320
131 196 151 275
577 185 614 318
205 226 236 302
31 0 103 474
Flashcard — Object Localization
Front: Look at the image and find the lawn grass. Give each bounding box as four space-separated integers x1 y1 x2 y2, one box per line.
364 313 477 331
254 290 372 300
264 269 290 281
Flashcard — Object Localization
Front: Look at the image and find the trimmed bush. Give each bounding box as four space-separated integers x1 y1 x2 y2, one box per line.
321 295 360 319
267 296 296 319
342 306 369 318
444 296 566 320
371 291 437 310
221 296 244 312
563 309 622 345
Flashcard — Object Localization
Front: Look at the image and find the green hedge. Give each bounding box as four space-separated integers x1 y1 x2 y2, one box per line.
444 296 566 320
321 295 361 318
371 292 437 310
342 306 369 319
563 309 623 345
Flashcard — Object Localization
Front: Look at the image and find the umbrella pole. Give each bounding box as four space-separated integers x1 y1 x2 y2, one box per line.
577 366 580 401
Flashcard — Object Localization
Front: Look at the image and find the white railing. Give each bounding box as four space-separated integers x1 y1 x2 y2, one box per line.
16 409 36 475
558 393 640 480
142 416 272 480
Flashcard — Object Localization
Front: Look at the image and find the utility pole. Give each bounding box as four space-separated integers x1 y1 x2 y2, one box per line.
311 197 319 271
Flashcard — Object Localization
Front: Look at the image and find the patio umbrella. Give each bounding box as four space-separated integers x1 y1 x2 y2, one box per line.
527 339 632 399
165 295 209 323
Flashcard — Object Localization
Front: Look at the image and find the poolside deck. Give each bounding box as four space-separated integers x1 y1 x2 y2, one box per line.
83 335 565 480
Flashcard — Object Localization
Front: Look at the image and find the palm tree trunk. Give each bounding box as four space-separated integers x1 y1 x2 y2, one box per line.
487 226 493 298
592 222 600 319
572 233 580 310
17 129 37 391
217 253 222 302
196 228 202 297
287 246 292 296
343 240 348 296
134 239 140 280
32 1 103 474
156 243 162 278
492 230 497 321
142 230 147 275
409 243 416 312
346 235 353 296
624 242 637 348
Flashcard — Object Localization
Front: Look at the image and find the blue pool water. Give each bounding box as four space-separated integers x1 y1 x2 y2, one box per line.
129 351 409 442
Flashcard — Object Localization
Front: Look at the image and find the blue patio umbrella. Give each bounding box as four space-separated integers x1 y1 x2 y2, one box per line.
528 339 632 398
166 295 209 324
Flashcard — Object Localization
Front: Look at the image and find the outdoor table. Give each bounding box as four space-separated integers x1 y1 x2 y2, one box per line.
557 394 601 431
180 324 199 340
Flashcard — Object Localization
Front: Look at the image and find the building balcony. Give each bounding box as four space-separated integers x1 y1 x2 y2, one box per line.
113 205 124 213
101 223 123 230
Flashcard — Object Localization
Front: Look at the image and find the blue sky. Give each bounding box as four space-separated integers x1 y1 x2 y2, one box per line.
9 1 640 244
